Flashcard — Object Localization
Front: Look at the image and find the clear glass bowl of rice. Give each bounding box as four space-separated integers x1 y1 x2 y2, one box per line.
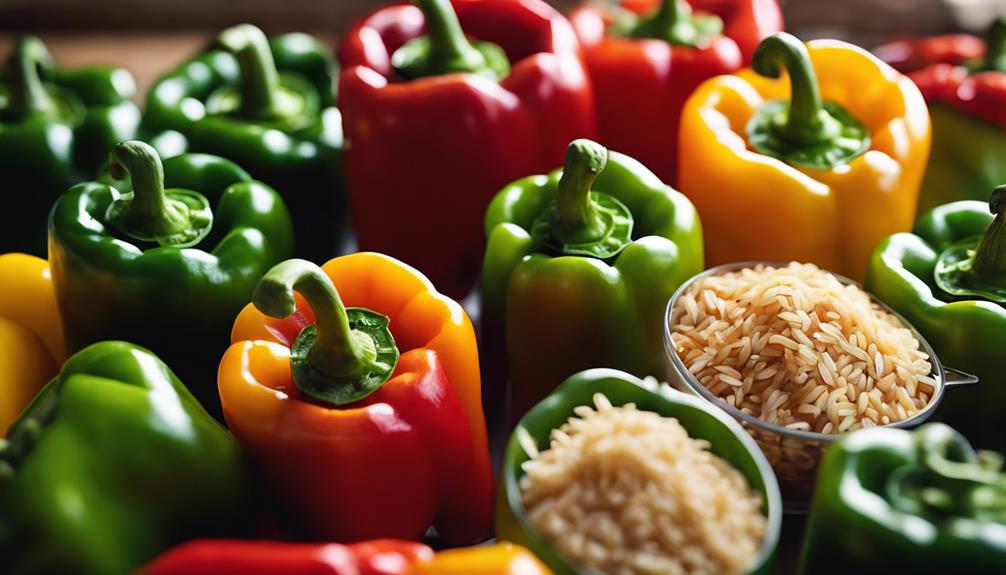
663 261 977 511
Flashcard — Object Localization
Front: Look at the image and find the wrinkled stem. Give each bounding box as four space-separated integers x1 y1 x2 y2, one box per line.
218 24 282 120
554 139 609 245
971 186 1006 284
752 32 833 145
7 36 54 118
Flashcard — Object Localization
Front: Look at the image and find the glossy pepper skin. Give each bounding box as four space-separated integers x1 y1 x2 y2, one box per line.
679 34 930 280
0 253 65 433
497 368 782 575
0 341 249 575
142 539 434 575
412 542 553 575
799 423 1006 574
338 0 596 299
144 26 345 262
866 200 1006 450
569 0 783 185
875 21 1006 214
482 140 702 422
221 253 493 543
49 142 293 417
0 36 140 256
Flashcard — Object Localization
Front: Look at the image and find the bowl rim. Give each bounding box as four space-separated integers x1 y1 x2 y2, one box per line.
662 261 954 445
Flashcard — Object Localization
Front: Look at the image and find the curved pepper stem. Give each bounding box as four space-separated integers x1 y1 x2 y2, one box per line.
981 15 1006 73
971 187 1006 284
887 423 1006 523
104 141 213 248
253 259 399 406
218 24 283 121
391 0 510 81
747 32 871 169
6 36 54 118
555 139 610 245
625 0 724 48
751 33 836 146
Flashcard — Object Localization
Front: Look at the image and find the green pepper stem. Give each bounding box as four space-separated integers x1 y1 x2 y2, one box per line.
107 141 173 230
554 139 609 245
983 15 1006 73
218 24 282 121
416 0 485 73
971 186 1006 284
751 33 836 145
7 36 54 118
646 0 684 33
253 259 377 379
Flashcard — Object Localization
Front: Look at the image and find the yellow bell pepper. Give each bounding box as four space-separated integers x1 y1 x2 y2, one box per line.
679 32 930 280
0 253 66 433
411 543 552 575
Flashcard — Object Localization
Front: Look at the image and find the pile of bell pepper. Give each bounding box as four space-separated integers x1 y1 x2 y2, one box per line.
4 0 1006 572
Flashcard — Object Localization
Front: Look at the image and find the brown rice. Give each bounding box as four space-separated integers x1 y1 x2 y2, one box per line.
670 262 935 434
518 393 766 575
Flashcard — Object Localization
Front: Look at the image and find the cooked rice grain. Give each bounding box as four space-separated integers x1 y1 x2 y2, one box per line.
519 394 766 575
671 263 934 435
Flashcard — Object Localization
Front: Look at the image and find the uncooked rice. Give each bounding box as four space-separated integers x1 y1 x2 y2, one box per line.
670 262 935 434
518 393 766 575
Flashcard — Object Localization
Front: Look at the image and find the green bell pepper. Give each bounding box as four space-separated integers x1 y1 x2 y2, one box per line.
497 368 782 575
799 422 1006 574
866 188 1006 450
0 35 140 256
0 341 249 575
481 139 703 423
48 140 293 417
143 24 345 262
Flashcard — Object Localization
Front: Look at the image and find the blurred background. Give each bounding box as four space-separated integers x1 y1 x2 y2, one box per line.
0 0 1004 96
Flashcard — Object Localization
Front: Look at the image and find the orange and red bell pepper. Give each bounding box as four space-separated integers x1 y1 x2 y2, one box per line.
570 0 782 184
219 253 493 544
0 253 65 433
337 0 596 298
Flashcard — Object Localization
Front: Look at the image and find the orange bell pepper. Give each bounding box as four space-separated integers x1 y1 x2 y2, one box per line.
411 543 553 575
0 253 66 433
678 33 930 280
219 253 493 544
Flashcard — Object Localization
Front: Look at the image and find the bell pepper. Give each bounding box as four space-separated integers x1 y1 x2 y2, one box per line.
569 0 783 185
678 32 930 280
0 35 140 256
48 140 293 417
0 341 249 575
0 253 65 434
865 188 1006 450
875 18 1006 214
338 0 596 299
142 539 550 575
496 368 782 575
220 255 493 543
143 24 345 262
481 139 702 422
142 539 434 575
799 422 1006 574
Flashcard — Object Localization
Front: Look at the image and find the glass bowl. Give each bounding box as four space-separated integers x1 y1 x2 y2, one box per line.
662 262 978 511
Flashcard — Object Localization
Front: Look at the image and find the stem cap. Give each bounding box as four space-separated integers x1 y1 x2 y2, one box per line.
610 0 724 49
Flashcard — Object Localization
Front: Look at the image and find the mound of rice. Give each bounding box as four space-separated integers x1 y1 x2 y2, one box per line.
518 393 766 575
670 262 935 434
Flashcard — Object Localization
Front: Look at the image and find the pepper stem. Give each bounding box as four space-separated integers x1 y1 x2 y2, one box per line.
218 24 282 121
971 186 1006 284
554 140 609 246
104 141 213 248
751 33 838 145
6 36 54 118
626 0 723 47
982 15 1006 73
254 259 377 380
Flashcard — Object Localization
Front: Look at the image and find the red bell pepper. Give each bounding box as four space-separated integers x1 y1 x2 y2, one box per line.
338 0 596 298
141 539 433 575
569 0 782 185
